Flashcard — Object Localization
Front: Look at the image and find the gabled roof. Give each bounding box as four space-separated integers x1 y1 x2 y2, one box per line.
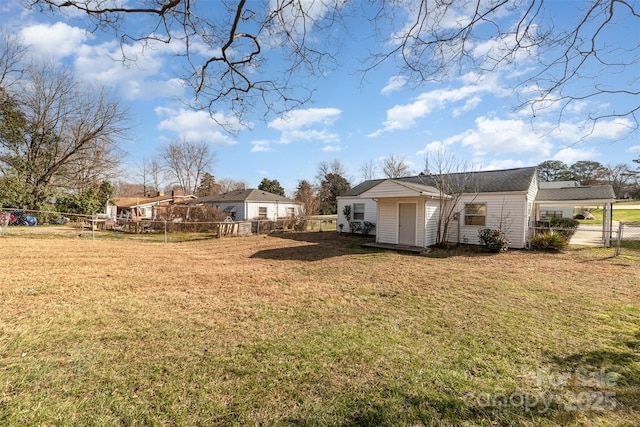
360 179 443 199
342 166 538 197
536 185 616 203
186 189 300 204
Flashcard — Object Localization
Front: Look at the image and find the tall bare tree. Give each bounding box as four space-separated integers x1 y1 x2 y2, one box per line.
603 163 637 198
218 178 247 193
0 32 27 88
381 154 413 178
25 1 640 136
421 151 475 247
0 60 128 207
360 160 379 181
159 138 216 195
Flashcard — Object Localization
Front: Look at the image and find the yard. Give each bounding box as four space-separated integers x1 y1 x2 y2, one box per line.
0 230 638 426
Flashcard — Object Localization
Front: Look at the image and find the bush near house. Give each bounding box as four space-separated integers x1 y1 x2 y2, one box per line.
349 221 376 235
478 228 511 253
549 217 579 239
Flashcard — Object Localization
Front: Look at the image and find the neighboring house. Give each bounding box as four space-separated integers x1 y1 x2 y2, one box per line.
337 167 616 249
183 189 302 221
107 191 196 220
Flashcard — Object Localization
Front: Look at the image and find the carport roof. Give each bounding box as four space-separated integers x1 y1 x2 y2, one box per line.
535 185 616 204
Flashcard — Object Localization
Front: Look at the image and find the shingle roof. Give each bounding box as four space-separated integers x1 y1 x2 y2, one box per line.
343 166 538 197
536 185 616 202
187 189 299 204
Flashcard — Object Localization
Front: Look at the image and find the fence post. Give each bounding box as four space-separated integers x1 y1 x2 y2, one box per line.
164 220 167 243
615 222 623 257
91 213 95 241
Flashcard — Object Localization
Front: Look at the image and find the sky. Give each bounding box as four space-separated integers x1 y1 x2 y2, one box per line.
1 1 639 195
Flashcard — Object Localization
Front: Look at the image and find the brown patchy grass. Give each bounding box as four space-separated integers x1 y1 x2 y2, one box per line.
0 230 638 426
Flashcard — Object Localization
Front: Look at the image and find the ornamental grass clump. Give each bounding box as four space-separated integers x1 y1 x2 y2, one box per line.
530 231 568 251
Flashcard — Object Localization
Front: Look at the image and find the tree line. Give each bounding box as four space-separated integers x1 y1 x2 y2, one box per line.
537 160 640 199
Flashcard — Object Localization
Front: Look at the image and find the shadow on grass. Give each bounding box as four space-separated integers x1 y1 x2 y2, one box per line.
249 232 381 261
547 329 640 415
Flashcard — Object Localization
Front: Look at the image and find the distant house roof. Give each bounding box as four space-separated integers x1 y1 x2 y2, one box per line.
342 167 538 197
536 185 616 204
112 195 174 208
186 189 300 205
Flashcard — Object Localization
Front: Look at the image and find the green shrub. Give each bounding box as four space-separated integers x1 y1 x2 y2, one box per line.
349 221 376 235
478 228 511 253
549 217 579 239
530 231 568 251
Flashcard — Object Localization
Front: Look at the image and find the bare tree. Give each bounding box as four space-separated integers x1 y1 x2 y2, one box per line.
159 138 216 195
218 178 247 193
421 151 475 247
603 163 638 198
360 160 379 181
0 61 128 207
24 1 640 136
136 158 165 196
381 154 413 178
0 32 27 88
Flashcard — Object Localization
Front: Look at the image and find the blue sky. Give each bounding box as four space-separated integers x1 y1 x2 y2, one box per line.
1 1 638 195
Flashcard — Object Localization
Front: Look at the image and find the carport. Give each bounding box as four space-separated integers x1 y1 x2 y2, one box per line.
534 185 617 246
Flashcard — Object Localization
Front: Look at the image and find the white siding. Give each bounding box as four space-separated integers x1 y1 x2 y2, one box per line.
375 198 427 245
446 193 529 248
377 199 398 244
336 197 377 234
424 202 440 247
246 202 300 220
361 180 428 198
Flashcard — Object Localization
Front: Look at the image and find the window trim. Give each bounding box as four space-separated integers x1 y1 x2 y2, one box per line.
258 206 268 218
464 203 486 226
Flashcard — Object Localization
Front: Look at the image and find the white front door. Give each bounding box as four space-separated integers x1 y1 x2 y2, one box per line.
398 203 416 245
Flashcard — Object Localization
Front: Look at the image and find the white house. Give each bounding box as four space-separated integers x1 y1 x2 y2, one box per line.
337 167 616 249
185 189 302 221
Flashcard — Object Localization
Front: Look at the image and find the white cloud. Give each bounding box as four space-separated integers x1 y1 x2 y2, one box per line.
20 22 91 58
628 145 640 152
457 116 553 157
381 76 407 94
155 107 240 146
269 108 341 131
416 138 455 156
251 140 272 152
553 147 600 164
369 74 501 136
453 96 482 117
323 145 343 152
268 108 341 144
550 117 634 143
480 159 525 171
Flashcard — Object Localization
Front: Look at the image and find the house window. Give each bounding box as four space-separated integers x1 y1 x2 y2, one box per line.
540 210 563 218
465 203 486 226
353 203 365 221
258 207 267 218
287 207 295 217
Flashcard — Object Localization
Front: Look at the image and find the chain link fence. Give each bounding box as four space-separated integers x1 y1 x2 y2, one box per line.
0 208 338 243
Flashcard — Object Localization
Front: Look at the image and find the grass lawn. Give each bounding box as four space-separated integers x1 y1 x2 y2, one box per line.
578 208 640 225
0 230 638 426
